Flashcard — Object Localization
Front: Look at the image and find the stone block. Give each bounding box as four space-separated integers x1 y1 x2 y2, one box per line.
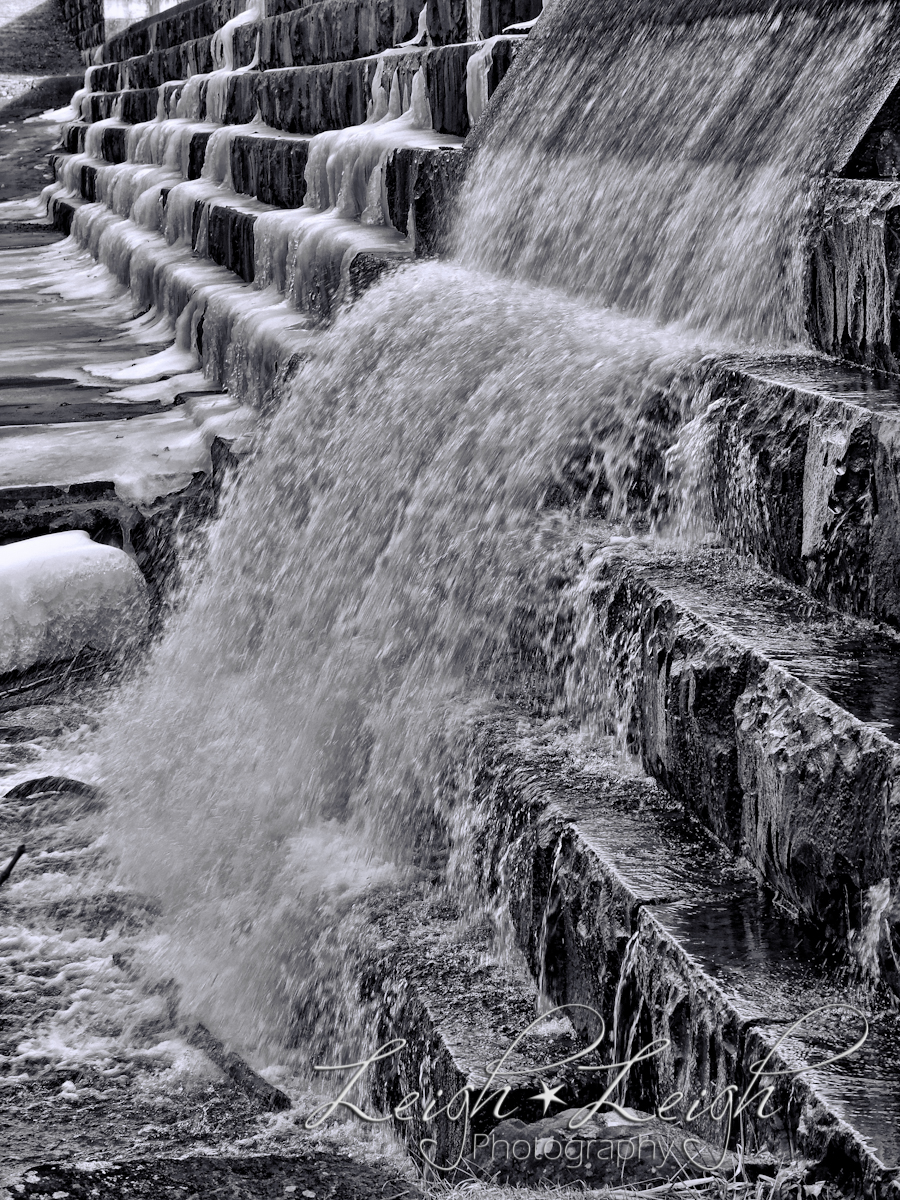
229 134 310 207
699 359 900 625
384 145 463 255
555 541 900 953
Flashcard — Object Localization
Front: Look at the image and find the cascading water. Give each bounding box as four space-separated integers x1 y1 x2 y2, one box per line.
87 0 900 1069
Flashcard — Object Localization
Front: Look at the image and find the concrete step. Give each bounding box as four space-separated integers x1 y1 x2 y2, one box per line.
259 714 900 1191
451 711 900 1196
47 160 419 309
258 0 423 71
89 2 532 98
0 234 248 611
42 185 398 391
91 6 450 102
345 884 600 1175
89 35 219 92
689 354 900 627
256 38 516 135
95 0 537 66
51 126 462 253
79 38 519 136
543 531 900 975
296 877 745 1188
98 0 247 60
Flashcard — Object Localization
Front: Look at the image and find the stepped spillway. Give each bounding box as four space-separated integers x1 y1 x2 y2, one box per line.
4 0 900 1193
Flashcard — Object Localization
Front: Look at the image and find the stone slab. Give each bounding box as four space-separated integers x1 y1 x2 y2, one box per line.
550 534 900 970
453 712 900 1193
699 355 900 626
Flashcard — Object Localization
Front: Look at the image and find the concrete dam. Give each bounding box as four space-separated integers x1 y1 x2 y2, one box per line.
1 0 900 1195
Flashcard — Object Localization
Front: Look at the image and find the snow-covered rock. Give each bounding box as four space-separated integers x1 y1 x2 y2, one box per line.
0 531 148 675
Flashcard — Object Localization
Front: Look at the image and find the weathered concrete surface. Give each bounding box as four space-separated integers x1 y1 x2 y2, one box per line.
51 139 459 262
548 536 900 967
385 145 463 257
86 85 160 123
257 56 415 134
258 0 421 71
451 713 900 1194
82 39 517 136
92 0 521 78
98 0 244 61
89 35 220 91
363 886 594 1172
60 0 105 54
206 200 259 281
229 131 310 206
696 356 900 625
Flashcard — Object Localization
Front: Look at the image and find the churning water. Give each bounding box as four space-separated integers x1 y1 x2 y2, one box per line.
95 0 900 1059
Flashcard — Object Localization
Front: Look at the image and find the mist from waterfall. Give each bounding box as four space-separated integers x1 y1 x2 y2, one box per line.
96 0 900 1060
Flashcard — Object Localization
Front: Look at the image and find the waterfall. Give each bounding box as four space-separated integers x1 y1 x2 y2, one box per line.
456 0 900 342
93 0 900 1061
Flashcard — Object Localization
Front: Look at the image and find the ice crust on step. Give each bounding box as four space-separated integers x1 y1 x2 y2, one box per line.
0 396 253 506
0 531 148 676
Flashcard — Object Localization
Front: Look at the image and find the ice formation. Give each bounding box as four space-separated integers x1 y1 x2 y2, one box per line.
0 531 149 675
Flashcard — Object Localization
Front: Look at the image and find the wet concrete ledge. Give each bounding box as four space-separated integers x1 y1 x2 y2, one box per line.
47 185 403 319
51 135 463 264
88 1 528 97
94 0 536 67
546 535 900 978
99 0 246 61
699 354 900 626
358 886 597 1173
451 713 900 1196
55 127 463 247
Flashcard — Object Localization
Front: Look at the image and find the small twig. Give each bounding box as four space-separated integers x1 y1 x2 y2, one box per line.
0 845 26 889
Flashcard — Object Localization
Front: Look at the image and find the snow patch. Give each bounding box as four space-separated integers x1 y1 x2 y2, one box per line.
0 531 148 675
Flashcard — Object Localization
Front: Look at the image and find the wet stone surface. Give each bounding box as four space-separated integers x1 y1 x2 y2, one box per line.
551 533 900 963
9 1154 422 1200
699 354 900 626
454 713 900 1191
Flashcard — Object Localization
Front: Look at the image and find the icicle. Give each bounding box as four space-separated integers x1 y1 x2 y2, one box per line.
397 2 429 48
466 37 502 128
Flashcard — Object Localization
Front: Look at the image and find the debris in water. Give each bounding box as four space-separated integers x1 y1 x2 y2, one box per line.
0 844 26 889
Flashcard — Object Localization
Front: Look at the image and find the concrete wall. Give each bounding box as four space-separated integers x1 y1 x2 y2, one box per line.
59 0 105 52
